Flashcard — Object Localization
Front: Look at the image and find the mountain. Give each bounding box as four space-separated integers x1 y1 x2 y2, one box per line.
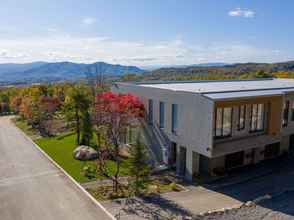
0 61 144 83
141 62 228 70
144 61 294 80
0 62 47 74
193 62 228 67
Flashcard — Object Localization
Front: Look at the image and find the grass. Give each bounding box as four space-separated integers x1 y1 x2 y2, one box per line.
14 118 131 183
35 133 131 183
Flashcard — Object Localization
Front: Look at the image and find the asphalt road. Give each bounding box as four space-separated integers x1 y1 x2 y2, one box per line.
0 116 113 220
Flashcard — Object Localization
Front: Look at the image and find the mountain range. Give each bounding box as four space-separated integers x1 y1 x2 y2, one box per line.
0 61 144 83
2 60 294 84
144 61 294 80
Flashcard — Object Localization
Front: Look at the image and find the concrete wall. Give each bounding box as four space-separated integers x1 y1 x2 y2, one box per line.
112 83 215 157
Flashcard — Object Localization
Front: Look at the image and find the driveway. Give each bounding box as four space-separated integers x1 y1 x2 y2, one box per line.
162 185 242 214
0 116 113 220
165 154 294 218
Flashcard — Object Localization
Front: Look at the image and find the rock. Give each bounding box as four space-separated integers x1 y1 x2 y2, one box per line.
73 145 98 161
245 201 255 207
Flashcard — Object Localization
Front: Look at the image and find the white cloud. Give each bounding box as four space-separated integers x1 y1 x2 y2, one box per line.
0 35 289 65
82 17 96 25
0 49 27 59
46 27 58 32
228 8 255 18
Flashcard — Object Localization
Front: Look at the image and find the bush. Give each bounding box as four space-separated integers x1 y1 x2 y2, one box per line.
169 182 178 191
82 165 96 179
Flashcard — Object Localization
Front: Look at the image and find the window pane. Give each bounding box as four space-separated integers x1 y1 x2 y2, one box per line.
251 104 258 131
215 108 222 136
148 99 153 123
171 104 178 132
238 105 245 130
257 104 264 130
223 107 232 136
159 102 164 128
283 101 289 127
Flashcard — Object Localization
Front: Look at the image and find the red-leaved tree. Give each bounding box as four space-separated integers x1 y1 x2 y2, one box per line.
95 92 144 193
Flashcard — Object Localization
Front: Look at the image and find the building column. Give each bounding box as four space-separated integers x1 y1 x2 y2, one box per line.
176 146 187 177
176 146 182 176
185 148 200 181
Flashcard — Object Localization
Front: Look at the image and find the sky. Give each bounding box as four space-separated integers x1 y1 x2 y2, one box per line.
0 0 294 67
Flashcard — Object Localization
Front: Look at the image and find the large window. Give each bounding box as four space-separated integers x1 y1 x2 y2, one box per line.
238 105 246 130
148 99 153 124
171 104 178 133
250 103 265 132
215 107 233 138
283 101 290 127
159 101 165 128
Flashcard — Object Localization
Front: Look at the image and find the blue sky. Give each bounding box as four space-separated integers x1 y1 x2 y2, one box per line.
0 0 294 66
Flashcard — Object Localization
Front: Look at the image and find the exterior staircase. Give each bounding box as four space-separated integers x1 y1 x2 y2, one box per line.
140 119 170 171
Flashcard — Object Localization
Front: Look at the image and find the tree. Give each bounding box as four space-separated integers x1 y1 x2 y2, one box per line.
38 96 60 136
81 110 93 146
255 70 272 78
10 96 22 113
129 138 151 195
95 92 144 193
64 85 92 145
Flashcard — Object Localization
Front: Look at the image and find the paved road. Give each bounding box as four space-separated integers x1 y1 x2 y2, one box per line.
0 116 113 220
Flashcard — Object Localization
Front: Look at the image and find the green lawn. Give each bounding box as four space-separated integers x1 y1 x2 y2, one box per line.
35 133 131 183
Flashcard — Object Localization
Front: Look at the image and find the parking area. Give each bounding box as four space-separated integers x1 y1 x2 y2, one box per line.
104 154 294 219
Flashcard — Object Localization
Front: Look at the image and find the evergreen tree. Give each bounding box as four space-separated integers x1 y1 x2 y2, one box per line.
129 138 151 195
64 84 91 145
81 110 93 146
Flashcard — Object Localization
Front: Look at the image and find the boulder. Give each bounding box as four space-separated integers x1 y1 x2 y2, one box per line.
73 145 98 161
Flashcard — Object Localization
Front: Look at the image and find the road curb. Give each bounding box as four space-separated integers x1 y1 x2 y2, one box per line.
12 119 116 220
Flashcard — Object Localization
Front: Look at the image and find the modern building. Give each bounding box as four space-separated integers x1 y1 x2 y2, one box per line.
112 78 294 181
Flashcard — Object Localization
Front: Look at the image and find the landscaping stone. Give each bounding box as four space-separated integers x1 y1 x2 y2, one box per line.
73 145 98 161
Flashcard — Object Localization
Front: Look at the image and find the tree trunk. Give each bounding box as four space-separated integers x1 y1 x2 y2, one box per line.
114 158 120 193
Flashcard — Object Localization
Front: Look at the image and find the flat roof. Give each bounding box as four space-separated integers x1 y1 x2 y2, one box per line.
137 78 294 100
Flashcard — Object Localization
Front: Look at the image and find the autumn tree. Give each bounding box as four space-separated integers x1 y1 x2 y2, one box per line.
38 96 60 136
10 96 22 114
95 92 144 193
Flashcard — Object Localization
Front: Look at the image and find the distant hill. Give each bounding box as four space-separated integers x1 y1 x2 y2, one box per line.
0 61 144 83
143 61 294 80
0 62 47 74
142 62 228 70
